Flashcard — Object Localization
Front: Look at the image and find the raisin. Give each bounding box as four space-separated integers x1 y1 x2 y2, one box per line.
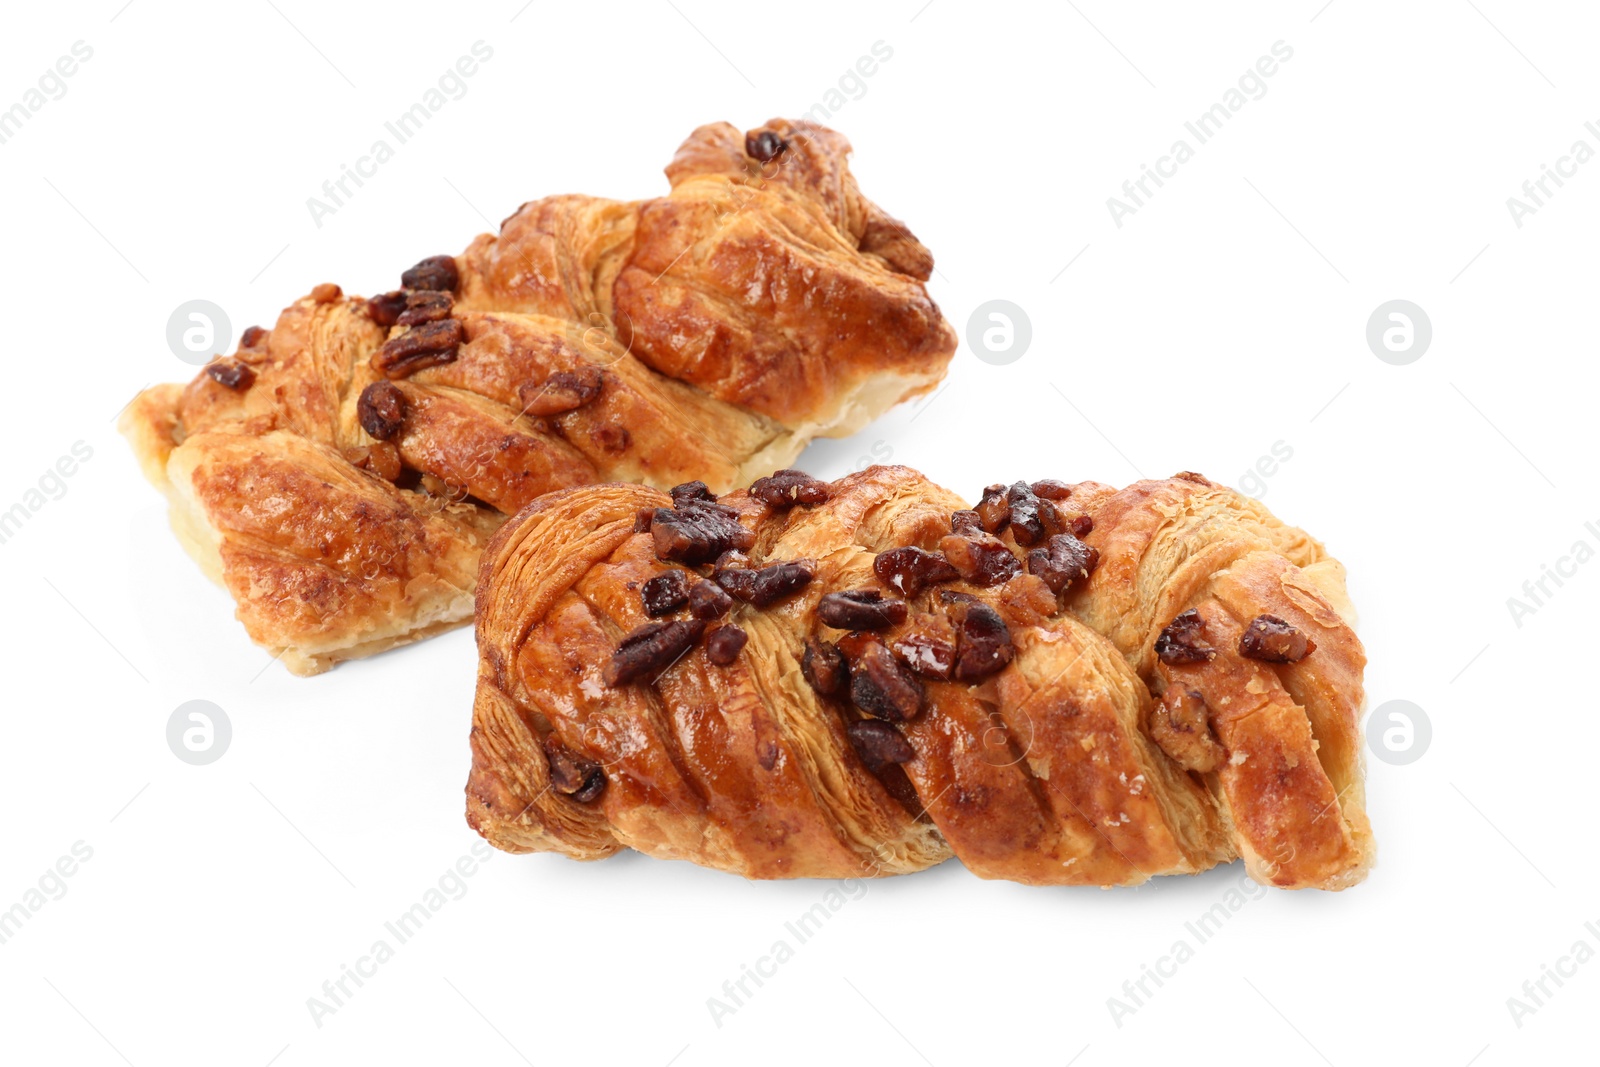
1026 533 1099 595
544 737 606 801
688 579 734 620
705 625 748 665
641 571 691 617
651 500 755 564
950 510 984 536
802 638 848 697
632 509 654 533
748 469 832 510
892 614 957 680
518 366 603 416
1031 479 1073 500
847 639 925 723
746 129 787 163
357 380 407 440
603 619 706 686
401 254 459 292
818 590 908 631
714 559 815 608
206 359 254 390
373 319 464 378
1155 609 1216 665
872 546 960 597
846 720 916 773
240 325 268 349
669 481 716 506
1070 514 1094 538
975 484 1011 533
366 290 409 327
951 602 1014 682
397 289 453 326
346 441 403 483
1238 614 1315 663
310 282 342 303
939 533 1022 586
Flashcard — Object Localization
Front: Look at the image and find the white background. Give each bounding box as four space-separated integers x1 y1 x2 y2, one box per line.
1 1 1593 1064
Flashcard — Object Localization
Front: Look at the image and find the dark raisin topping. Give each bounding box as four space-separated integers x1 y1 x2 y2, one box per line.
1238 614 1316 663
846 637 925 723
975 483 1011 533
603 619 707 686
892 615 957 680
346 441 402 483
1070 514 1094 538
519 366 603 417
544 737 606 802
872 546 960 598
1027 533 1099 595
748 469 832 510
746 129 788 163
401 254 459 292
357 381 407 440
397 289 453 326
688 579 735 620
1006 481 1065 547
669 481 716 506
366 290 409 327
951 509 984 536
952 602 1014 681
939 532 1022 586
641 571 691 617
373 319 464 378
1031 479 1073 501
206 359 255 390
651 499 755 564
847 719 917 773
818 589 908 631
1155 609 1216 665
240 325 268 349
714 559 816 608
632 509 655 533
802 638 848 696
705 625 748 666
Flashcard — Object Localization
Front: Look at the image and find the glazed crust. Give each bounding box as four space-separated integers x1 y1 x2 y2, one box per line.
121 120 954 674
467 466 1373 890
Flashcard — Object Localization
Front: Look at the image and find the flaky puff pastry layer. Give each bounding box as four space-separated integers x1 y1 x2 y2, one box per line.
121 120 954 674
467 467 1374 890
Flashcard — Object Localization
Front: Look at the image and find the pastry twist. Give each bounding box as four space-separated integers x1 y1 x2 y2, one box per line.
121 120 953 674
467 466 1374 890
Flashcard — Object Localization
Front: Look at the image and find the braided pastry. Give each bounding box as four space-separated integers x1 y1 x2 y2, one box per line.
120 119 953 674
467 466 1374 890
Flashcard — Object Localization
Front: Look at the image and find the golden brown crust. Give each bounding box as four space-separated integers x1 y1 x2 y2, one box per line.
121 120 954 674
467 466 1373 890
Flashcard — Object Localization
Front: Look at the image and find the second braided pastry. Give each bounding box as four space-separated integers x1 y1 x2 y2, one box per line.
467 466 1374 890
